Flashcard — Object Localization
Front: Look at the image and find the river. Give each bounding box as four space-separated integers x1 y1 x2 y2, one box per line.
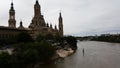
39 41 120 68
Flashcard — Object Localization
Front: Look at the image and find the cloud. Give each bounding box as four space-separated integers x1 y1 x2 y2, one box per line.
0 0 120 36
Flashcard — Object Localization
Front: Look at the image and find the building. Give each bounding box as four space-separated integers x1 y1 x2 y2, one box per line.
0 0 63 39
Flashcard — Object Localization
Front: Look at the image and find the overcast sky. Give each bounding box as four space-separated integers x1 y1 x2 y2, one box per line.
0 0 120 36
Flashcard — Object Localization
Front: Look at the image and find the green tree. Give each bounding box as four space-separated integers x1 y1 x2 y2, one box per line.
0 52 12 68
36 34 46 42
45 34 54 40
13 41 55 64
64 36 77 50
17 32 33 43
35 41 55 62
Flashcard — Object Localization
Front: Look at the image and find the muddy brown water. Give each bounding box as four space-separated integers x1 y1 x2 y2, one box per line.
38 41 120 68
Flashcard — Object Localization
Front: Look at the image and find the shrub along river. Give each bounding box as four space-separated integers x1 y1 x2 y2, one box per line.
37 41 120 68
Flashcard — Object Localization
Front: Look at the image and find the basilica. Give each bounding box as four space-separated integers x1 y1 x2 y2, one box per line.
0 0 63 39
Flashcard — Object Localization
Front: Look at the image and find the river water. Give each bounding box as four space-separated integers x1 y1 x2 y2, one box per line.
39 41 120 68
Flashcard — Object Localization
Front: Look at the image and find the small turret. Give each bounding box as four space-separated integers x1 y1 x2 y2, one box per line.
50 24 53 29
18 21 24 29
55 25 57 30
47 23 49 27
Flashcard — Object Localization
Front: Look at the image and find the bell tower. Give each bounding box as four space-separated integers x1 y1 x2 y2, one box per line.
29 0 46 29
8 2 16 28
34 0 41 17
59 12 63 37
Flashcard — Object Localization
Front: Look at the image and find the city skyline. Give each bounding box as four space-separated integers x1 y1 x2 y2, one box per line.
0 0 120 36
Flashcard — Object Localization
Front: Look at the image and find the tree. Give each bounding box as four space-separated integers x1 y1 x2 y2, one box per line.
64 36 77 50
17 32 33 43
13 41 55 64
45 34 54 40
36 34 45 42
0 52 12 68
35 41 55 62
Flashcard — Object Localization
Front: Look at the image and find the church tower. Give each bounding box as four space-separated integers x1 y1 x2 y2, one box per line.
59 12 63 37
34 0 41 17
29 0 46 29
8 2 16 28
29 0 46 39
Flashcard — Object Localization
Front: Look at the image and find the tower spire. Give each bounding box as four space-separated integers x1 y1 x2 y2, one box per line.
8 1 16 28
58 12 63 37
36 0 39 4
59 12 62 18
10 0 14 10
34 0 41 17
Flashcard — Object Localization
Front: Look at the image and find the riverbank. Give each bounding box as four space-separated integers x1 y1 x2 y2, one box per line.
77 34 120 43
56 48 74 58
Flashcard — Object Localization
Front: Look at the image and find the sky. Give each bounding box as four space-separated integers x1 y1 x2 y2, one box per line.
0 0 120 36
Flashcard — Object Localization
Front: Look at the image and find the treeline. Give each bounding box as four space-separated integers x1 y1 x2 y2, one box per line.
76 36 93 41
0 32 77 68
91 34 120 43
0 32 77 50
77 34 120 43
0 41 55 68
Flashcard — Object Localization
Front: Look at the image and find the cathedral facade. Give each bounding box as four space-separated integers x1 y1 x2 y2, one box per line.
0 0 63 39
